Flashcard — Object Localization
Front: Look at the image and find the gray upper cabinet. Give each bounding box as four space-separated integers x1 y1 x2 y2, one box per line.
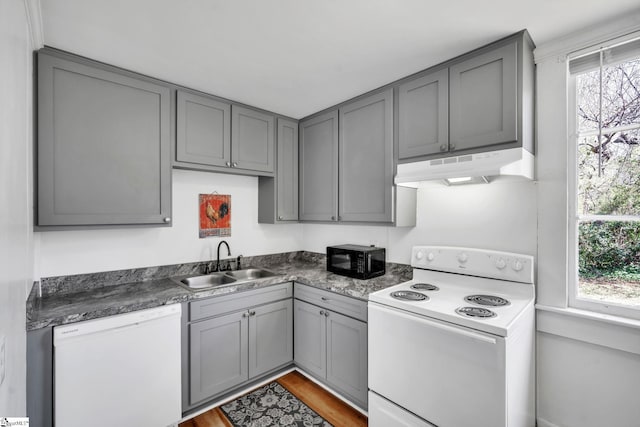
277 119 299 221
176 90 231 168
258 118 299 223
339 89 393 223
231 105 275 173
299 110 339 221
399 68 449 158
37 50 172 227
449 41 518 151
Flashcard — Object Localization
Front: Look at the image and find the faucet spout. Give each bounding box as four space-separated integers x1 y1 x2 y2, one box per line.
216 240 231 271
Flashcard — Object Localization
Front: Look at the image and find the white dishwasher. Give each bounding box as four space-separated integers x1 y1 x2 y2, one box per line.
54 304 182 427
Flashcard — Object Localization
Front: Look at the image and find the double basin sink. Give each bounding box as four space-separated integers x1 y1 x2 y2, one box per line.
173 268 282 291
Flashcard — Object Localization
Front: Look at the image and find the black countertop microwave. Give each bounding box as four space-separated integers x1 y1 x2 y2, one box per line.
326 244 386 279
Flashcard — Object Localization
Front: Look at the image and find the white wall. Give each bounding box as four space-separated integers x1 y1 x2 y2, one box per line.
302 179 538 264
534 14 640 427
0 0 35 416
35 170 303 278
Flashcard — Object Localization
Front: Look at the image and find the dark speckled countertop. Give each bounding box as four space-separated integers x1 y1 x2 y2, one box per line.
26 251 412 331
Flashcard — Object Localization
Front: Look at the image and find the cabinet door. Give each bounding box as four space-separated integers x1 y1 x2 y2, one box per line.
248 299 293 378
293 299 326 378
326 310 368 409
339 89 393 222
37 51 171 226
449 41 517 151
176 90 231 168
299 110 339 221
277 119 299 221
399 69 449 159
189 311 248 405
231 105 275 173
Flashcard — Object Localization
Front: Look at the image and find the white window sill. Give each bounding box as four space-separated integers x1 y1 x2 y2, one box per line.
535 304 640 355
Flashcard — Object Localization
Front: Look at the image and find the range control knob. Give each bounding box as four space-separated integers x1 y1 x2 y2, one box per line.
512 260 524 272
495 258 507 270
415 250 425 260
457 252 468 264
427 252 435 261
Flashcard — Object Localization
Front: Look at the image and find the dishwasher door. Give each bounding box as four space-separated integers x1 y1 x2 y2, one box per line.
54 304 182 427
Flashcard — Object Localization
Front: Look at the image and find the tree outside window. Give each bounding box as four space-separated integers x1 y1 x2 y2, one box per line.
575 54 640 309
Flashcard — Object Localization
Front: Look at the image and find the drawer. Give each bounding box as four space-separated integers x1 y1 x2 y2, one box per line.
190 282 292 322
294 283 367 322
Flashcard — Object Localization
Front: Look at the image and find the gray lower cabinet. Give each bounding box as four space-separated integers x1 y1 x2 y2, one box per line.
36 49 172 227
176 89 231 168
258 118 299 223
231 105 275 173
190 310 249 403
399 68 449 158
187 286 293 408
293 295 368 409
299 110 339 222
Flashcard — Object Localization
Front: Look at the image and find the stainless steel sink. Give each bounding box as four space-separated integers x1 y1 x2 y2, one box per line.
224 268 279 280
177 273 237 290
172 267 281 291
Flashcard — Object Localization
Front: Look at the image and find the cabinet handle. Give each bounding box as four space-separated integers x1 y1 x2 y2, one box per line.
450 144 456 151
233 162 238 167
440 144 447 151
319 310 325 315
163 217 171 223
226 161 231 167
278 216 283 220
324 311 329 317
321 296 329 301
331 216 336 221
242 312 248 317
249 310 256 316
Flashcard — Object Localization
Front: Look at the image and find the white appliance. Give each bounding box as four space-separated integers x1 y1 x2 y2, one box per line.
368 246 535 427
394 147 534 187
54 304 182 427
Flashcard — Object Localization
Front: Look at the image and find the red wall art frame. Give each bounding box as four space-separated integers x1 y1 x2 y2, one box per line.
199 194 231 238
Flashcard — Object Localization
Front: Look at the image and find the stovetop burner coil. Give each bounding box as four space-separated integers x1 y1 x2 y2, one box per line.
464 294 510 307
390 290 429 301
410 283 439 291
455 306 497 318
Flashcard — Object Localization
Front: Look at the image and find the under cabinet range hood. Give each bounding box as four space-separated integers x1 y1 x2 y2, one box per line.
395 147 534 187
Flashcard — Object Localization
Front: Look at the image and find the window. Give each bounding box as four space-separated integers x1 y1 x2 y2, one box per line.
569 36 640 319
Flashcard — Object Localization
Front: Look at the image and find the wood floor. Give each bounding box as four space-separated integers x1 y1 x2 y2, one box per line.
180 371 368 427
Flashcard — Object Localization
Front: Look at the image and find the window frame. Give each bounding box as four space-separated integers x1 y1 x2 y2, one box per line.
567 45 640 320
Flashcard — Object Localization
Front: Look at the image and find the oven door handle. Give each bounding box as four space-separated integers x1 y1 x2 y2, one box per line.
370 303 498 345
425 318 497 344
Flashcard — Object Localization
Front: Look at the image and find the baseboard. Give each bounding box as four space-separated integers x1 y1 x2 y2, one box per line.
537 417 561 427
294 368 368 416
179 366 296 423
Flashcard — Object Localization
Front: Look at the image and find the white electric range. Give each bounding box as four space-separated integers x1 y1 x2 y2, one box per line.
368 246 536 427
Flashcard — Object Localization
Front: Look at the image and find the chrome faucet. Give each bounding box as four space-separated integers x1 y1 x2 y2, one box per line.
216 240 231 271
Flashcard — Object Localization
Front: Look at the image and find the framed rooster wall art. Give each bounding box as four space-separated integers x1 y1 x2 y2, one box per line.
199 193 231 238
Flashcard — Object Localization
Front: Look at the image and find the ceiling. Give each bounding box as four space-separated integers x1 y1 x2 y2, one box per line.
41 0 640 119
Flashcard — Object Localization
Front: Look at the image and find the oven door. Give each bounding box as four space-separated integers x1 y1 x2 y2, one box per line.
368 302 507 427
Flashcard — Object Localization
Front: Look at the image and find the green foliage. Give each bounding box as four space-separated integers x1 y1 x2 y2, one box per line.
579 221 640 278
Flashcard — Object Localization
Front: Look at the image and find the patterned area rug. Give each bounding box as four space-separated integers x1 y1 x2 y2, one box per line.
220 381 333 427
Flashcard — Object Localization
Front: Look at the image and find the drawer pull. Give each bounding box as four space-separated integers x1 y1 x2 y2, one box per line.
321 296 329 301
319 310 325 315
